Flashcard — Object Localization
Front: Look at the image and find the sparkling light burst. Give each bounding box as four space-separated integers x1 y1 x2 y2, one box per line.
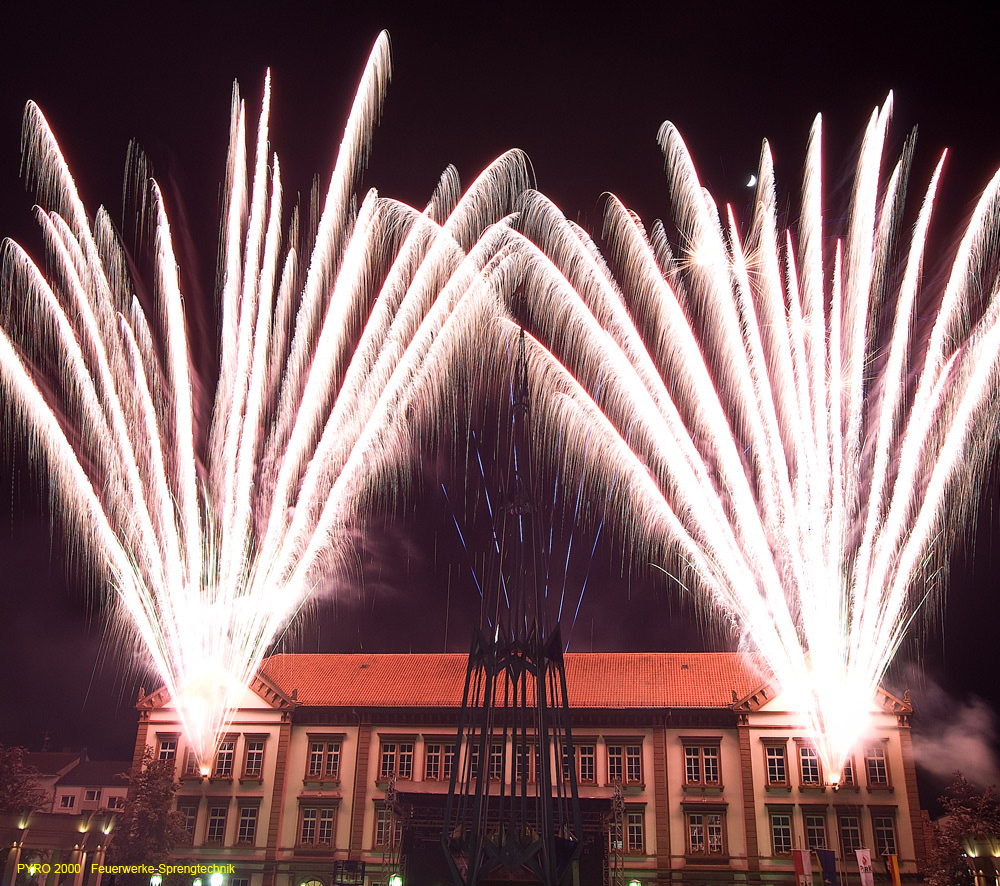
502 95 1000 777
0 33 529 764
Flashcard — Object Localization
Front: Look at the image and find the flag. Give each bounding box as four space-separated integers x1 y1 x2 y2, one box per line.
856 849 875 886
792 848 814 886
816 848 837 886
887 854 902 886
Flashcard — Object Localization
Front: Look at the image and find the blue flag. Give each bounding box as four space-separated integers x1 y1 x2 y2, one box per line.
815 849 838 886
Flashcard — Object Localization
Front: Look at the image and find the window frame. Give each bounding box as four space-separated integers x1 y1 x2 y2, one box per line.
177 798 199 842
84 788 101 803
577 743 596 784
684 807 727 857
864 742 892 789
803 809 829 850
374 802 401 847
606 739 644 786
379 737 415 781
682 737 723 788
838 811 864 857
241 735 267 780
768 808 793 855
298 802 338 848
156 733 178 763
625 806 645 855
212 735 237 779
763 741 789 787
796 741 823 787
305 734 343 782
871 809 898 858
206 803 229 844
236 803 259 845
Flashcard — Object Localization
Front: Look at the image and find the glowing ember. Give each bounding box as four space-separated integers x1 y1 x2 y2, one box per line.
0 33 527 764
504 95 1000 777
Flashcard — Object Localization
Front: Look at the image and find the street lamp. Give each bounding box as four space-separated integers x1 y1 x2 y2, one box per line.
210 873 223 886
388 876 403 886
150 875 162 886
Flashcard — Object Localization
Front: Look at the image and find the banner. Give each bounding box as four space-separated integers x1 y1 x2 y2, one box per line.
887 854 902 886
792 848 814 886
815 848 837 886
856 849 875 886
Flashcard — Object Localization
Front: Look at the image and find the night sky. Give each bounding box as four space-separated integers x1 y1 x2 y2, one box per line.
1 1 999 790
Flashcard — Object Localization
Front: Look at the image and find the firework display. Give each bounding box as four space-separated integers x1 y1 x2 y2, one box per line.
503 96 1000 776
0 33 528 764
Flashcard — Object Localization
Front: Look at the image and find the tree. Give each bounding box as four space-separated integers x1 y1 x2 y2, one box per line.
0 745 46 813
107 746 188 884
926 772 1000 886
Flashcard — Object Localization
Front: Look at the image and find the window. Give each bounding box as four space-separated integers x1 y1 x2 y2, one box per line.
578 744 596 783
488 743 504 780
214 738 235 778
299 806 335 846
178 801 198 840
798 745 821 785
206 805 228 842
157 735 177 762
107 795 125 810
805 813 828 849
375 804 400 847
380 741 414 780
684 743 721 786
626 809 645 854
841 757 856 786
765 744 788 785
183 750 200 777
607 743 642 784
231 880 249 886
85 789 101 802
873 814 897 857
443 743 455 780
425 743 441 780
560 745 573 782
770 811 792 854
687 811 725 855
469 744 481 779
307 738 341 779
243 738 265 778
839 814 863 855
59 794 75 809
865 744 890 787
515 744 534 783
237 806 258 844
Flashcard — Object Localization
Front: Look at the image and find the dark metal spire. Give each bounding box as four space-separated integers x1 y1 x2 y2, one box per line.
443 329 582 885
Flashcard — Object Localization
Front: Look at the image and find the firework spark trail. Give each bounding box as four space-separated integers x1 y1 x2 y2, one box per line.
503 98 1000 776
0 32 528 765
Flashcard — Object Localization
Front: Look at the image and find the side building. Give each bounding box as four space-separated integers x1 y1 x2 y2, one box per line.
133 652 924 886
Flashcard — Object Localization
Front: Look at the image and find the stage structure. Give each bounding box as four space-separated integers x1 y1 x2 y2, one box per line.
442 331 583 885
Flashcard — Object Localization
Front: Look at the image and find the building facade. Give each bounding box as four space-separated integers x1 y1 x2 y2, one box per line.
132 653 924 886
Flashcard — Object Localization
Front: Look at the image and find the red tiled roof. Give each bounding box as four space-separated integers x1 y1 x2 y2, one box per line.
259 652 764 710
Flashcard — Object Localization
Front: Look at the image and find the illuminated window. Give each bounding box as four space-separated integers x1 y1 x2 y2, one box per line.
380 741 414 780
626 809 645 854
873 814 897 857
157 736 177 762
578 744 596 783
237 806 258 844
375 804 400 846
243 739 265 778
839 814 863 855
213 738 235 778
799 745 821 785
687 811 725 855
865 744 890 787
300 806 335 846
770 811 792 854
183 750 200 777
59 794 75 809
607 743 642 784
488 743 504 780
842 757 856 786
307 738 341 779
684 743 721 785
765 744 788 785
177 801 198 840
206 805 228 842
425 743 441 780
805 813 828 849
